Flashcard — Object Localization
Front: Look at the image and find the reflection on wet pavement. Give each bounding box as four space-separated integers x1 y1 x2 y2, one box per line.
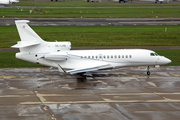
0 66 180 120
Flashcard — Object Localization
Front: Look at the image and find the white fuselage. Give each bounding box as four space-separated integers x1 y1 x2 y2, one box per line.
16 48 171 70
12 20 171 75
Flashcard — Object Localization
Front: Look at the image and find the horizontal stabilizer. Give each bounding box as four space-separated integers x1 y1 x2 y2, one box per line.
11 41 40 48
66 64 112 74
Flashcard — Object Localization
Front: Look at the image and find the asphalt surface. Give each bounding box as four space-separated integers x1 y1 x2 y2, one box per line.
0 66 180 120
1 17 180 25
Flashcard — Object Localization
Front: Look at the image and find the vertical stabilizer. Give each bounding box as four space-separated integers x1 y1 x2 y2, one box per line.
12 20 44 48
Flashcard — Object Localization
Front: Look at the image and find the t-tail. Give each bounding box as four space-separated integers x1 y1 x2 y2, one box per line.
12 20 71 53
11 20 71 68
12 20 45 53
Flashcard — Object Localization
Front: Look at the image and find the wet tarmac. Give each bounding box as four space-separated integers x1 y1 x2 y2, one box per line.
0 66 180 120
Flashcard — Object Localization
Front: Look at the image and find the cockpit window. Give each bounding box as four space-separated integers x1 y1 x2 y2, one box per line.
150 52 159 56
155 53 159 56
150 53 155 56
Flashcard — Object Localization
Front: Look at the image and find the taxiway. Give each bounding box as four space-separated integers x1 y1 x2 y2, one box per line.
1 17 180 25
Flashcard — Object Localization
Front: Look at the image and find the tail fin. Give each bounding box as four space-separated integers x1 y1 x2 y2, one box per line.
12 20 44 48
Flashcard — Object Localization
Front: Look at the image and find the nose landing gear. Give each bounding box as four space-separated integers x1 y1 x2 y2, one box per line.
147 66 150 75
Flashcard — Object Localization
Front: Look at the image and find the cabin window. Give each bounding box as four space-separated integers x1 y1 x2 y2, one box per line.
92 56 94 59
81 56 83 59
111 55 113 59
126 55 128 58
96 56 98 59
122 55 124 58
107 55 109 59
104 56 106 59
114 55 117 58
99 56 102 59
118 55 120 58
84 56 87 58
129 55 132 58
88 56 90 59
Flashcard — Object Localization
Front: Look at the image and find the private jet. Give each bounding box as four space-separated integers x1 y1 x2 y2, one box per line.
12 20 171 77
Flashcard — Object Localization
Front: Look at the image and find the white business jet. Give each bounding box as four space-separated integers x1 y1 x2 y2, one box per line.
12 20 171 76
0 0 19 4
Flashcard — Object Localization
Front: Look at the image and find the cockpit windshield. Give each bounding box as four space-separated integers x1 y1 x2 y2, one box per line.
155 53 158 56
150 52 159 56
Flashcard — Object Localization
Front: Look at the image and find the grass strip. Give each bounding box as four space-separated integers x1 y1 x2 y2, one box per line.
1 25 180 48
14 1 180 7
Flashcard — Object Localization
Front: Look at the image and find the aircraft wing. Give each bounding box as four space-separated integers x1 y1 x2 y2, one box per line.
66 64 113 74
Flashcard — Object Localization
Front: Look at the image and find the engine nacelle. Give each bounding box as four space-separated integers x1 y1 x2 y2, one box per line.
44 53 67 61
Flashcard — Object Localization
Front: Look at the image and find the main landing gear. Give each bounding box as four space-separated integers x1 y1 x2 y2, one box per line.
77 72 93 82
147 66 150 75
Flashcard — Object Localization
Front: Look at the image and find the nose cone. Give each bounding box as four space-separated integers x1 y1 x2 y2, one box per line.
166 58 171 64
161 57 171 64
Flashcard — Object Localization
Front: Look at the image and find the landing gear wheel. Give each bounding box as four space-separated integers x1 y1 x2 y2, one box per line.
147 71 150 75
147 66 150 75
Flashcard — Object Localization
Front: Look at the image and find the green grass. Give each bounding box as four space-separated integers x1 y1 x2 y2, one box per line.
0 25 180 48
14 1 180 7
1 7 180 17
0 49 179 68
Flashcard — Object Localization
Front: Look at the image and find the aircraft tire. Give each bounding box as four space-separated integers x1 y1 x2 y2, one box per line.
147 71 150 75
